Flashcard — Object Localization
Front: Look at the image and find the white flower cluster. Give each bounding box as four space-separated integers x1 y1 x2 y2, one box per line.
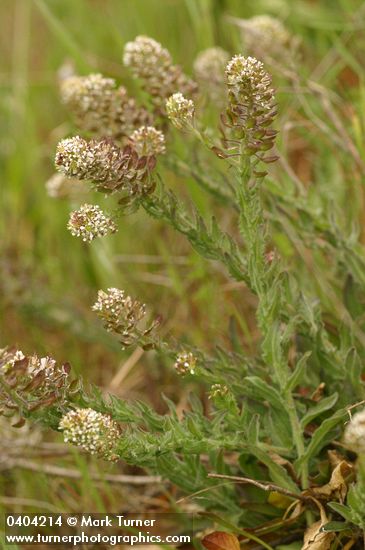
55 136 101 179
59 408 120 461
55 136 156 196
60 73 151 140
194 47 229 84
0 349 69 387
123 36 172 79
240 15 290 56
209 384 229 399
123 36 197 111
0 349 25 374
92 287 146 337
130 126 166 156
174 352 196 376
225 55 274 112
344 409 365 454
166 92 195 129
60 73 115 113
67 204 117 242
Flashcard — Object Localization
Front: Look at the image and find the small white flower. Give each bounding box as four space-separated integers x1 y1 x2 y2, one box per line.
209 384 229 399
92 288 146 338
344 409 365 454
194 47 229 83
240 15 290 55
123 36 172 79
59 408 120 461
67 204 117 242
174 352 197 376
225 55 274 112
166 93 195 129
130 126 166 156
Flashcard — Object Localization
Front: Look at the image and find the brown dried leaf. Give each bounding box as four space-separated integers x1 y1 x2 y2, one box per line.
211 146 229 159
302 521 335 550
302 505 335 550
12 417 26 428
311 383 325 402
62 362 72 375
310 460 353 502
202 531 240 550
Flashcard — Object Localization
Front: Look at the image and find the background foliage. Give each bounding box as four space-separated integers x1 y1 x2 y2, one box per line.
1 0 365 547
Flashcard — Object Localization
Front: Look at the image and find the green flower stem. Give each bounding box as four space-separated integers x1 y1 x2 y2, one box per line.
237 157 310 504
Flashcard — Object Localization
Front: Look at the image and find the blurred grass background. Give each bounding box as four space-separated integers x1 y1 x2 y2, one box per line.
1 0 365 529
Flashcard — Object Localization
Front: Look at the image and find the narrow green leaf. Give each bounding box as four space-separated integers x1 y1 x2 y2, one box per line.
285 352 311 392
327 502 353 522
300 393 339 428
247 446 300 493
297 409 347 470
244 376 285 410
346 348 365 398
321 521 351 533
247 414 260 445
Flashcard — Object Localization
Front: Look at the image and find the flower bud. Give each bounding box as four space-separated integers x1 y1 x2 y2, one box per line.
209 384 229 399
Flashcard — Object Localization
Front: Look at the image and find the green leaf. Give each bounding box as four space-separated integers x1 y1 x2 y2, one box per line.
186 416 203 438
246 414 260 445
321 521 351 532
244 376 285 410
247 446 300 493
347 483 365 518
161 394 179 420
327 502 353 522
300 393 339 428
297 409 347 470
268 408 294 449
155 454 198 492
188 392 204 414
285 352 311 392
343 275 364 319
346 348 365 398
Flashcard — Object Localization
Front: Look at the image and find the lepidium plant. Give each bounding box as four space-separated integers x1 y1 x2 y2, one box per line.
3 32 365 548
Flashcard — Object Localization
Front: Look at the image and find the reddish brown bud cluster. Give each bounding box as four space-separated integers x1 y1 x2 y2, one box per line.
55 136 157 198
0 349 78 425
